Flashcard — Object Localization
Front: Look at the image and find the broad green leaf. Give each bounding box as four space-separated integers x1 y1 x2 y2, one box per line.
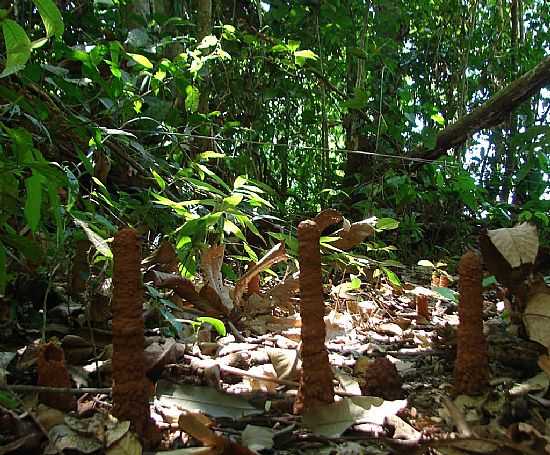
196 316 226 336
127 53 153 69
1 20 32 77
381 267 401 287
176 235 192 249
233 176 247 189
376 218 399 230
185 85 200 113
24 173 43 232
433 286 458 303
33 0 64 37
193 163 231 192
294 49 318 60
201 212 222 227
0 241 6 295
223 194 243 207
2 233 43 263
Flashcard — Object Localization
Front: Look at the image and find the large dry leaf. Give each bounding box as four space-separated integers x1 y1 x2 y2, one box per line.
201 245 233 311
524 292 550 350
302 396 406 438
332 219 375 251
487 223 539 268
142 240 179 273
233 242 288 307
265 272 300 311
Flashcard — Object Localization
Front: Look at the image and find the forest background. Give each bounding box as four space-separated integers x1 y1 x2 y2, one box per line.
0 0 549 298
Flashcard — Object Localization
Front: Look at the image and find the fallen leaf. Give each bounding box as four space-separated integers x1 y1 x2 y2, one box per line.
487 223 539 268
524 293 550 349
241 425 274 452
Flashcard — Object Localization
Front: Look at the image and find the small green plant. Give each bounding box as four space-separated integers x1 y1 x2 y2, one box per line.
145 285 226 338
152 152 272 277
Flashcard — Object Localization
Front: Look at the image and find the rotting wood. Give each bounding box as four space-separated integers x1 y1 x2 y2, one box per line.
293 219 335 414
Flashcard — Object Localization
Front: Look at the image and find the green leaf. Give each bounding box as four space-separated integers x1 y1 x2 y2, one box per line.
185 177 226 197
0 390 19 410
381 267 401 287
127 53 153 69
243 242 258 262
33 0 64 37
197 151 226 161
176 235 192 249
185 85 200 113
196 317 226 336
294 49 318 60
1 20 32 77
233 176 247 189
151 169 166 190
223 218 246 241
73 219 112 258
430 112 445 126
376 218 399 230
31 37 49 49
482 275 497 288
159 305 183 333
24 173 43 232
223 194 243 207
0 241 7 295
433 286 458 303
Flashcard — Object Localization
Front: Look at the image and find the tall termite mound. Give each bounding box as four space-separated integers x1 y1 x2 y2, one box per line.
293 219 334 414
454 250 489 395
111 228 155 440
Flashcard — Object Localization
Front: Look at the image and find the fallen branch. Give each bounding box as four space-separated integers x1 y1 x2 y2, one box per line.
415 54 550 161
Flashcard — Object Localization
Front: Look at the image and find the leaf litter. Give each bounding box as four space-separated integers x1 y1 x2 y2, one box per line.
0 222 549 454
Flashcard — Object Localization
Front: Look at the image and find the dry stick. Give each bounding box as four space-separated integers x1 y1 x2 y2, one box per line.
180 356 360 397
3 385 112 395
440 395 474 437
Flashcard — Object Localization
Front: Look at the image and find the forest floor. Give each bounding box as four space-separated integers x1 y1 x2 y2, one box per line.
0 246 548 455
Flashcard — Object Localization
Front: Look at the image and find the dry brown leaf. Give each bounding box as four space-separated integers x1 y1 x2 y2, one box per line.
265 272 300 311
201 245 233 311
233 243 288 307
142 240 179 273
524 292 550 349
178 412 226 452
332 219 375 251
